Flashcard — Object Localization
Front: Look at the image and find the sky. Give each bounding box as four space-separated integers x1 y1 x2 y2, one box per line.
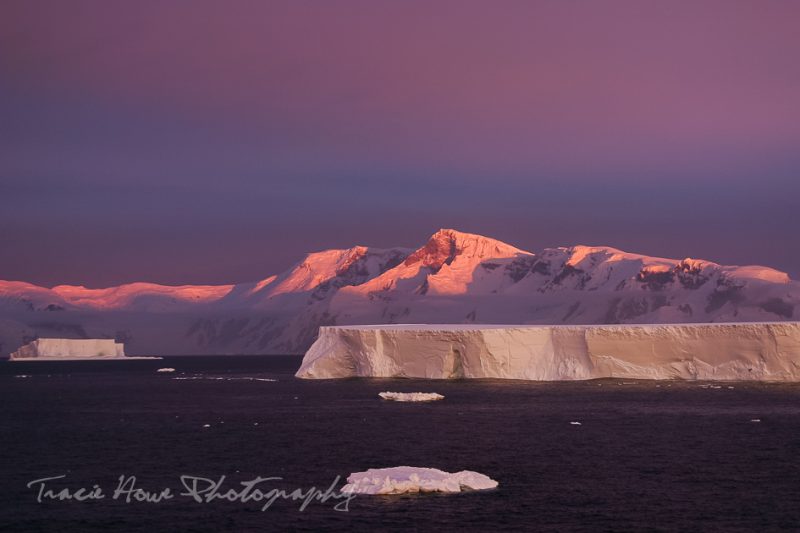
1 1 799 287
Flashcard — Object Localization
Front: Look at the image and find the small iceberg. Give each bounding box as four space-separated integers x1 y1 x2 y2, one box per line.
379 392 444 402
341 467 498 495
157 368 176 373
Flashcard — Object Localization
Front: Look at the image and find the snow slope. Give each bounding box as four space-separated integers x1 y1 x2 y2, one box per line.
296 323 800 381
0 229 797 356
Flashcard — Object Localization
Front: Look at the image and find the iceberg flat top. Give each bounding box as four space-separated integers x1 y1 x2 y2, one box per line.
321 321 800 331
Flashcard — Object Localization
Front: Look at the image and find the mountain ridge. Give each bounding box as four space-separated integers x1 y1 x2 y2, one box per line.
0 228 796 356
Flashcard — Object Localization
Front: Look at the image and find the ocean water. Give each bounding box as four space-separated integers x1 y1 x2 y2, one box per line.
2 356 800 532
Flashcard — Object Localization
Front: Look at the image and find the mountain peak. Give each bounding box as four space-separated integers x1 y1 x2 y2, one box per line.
428 228 503 244
404 229 527 271
430 228 468 239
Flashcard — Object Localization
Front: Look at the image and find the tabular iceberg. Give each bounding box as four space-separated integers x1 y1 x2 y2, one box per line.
10 338 126 359
341 467 498 494
295 322 800 381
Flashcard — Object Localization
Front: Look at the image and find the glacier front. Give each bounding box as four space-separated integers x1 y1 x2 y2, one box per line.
295 322 800 381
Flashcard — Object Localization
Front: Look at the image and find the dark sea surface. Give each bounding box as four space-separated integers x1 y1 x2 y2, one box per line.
1 356 800 532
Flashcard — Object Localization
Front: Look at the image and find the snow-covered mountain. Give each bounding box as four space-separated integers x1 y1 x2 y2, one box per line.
1 229 797 356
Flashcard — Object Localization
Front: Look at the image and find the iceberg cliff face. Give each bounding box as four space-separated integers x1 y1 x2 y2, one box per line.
10 338 125 359
295 323 800 381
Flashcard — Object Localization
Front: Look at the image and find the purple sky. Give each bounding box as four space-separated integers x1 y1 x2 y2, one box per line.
2 1 799 287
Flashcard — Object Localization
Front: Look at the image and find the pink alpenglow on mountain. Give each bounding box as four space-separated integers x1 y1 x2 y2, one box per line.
0 229 797 356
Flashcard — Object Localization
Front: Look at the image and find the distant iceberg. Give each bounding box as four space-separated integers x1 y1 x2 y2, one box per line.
379 392 444 402
341 467 498 494
296 322 800 381
10 338 126 359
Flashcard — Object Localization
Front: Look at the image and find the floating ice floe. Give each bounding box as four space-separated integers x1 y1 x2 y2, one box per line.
157 368 176 373
341 467 498 494
379 392 444 402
